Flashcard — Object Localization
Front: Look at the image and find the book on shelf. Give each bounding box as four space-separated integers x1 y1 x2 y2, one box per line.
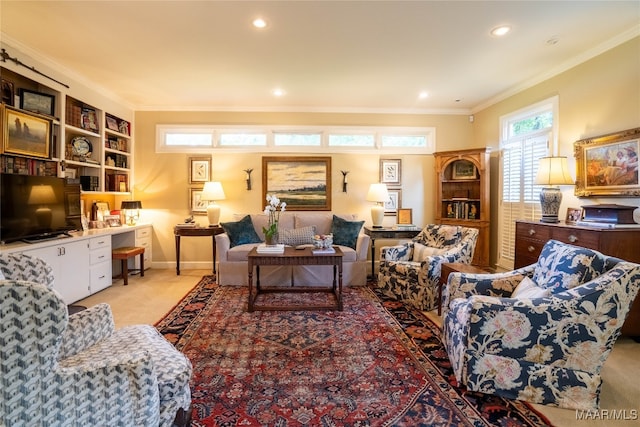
256 243 285 254
312 247 336 254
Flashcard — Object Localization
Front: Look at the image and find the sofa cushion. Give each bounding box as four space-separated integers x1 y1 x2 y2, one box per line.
412 242 443 261
278 226 316 246
511 276 550 299
533 240 607 293
221 215 262 248
331 215 364 249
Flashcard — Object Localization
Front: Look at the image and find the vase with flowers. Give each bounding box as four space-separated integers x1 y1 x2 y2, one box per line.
263 194 286 246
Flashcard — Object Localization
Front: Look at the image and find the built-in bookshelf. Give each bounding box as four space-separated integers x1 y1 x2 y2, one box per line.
434 148 491 267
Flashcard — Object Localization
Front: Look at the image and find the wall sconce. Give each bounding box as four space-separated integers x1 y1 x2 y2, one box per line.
244 168 253 190
121 200 143 226
341 170 349 192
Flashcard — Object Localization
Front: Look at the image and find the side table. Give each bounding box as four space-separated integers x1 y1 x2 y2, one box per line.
438 262 488 315
363 226 421 280
174 225 224 276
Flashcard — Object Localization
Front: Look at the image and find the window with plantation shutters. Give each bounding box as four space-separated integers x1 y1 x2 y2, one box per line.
497 97 558 270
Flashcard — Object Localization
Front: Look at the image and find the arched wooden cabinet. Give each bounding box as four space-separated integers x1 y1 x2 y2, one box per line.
434 148 491 267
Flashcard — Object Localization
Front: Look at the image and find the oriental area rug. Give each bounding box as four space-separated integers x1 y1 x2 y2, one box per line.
156 276 553 427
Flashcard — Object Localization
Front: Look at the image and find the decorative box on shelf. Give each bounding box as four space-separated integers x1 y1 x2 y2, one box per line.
580 204 637 224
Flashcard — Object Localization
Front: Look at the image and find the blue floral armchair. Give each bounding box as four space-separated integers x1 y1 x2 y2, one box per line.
442 240 640 410
377 224 478 311
0 253 193 427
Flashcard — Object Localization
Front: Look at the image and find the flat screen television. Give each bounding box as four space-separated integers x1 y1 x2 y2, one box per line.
1 173 82 244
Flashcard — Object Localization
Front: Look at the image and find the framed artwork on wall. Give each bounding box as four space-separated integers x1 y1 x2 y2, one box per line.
380 158 401 185
262 156 332 210
189 156 211 184
452 160 477 180
2 105 51 158
19 89 55 117
384 188 401 215
574 127 640 197
190 187 207 215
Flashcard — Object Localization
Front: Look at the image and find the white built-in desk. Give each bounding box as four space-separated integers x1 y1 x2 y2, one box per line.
0 224 152 304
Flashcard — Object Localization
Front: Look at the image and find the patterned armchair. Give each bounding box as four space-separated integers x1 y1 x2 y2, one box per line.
442 240 640 410
0 253 193 427
377 224 479 311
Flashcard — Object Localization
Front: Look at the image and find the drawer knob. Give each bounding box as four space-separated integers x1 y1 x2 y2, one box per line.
527 245 535 253
568 234 578 243
528 229 536 236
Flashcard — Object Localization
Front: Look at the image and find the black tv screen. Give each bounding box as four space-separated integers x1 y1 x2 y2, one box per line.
1 173 82 244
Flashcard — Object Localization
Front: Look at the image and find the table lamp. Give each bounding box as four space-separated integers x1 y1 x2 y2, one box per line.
366 183 389 228
121 200 143 225
201 181 226 226
534 156 574 223
28 184 57 229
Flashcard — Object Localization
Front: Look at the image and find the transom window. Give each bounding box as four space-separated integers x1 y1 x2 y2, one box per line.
156 125 435 154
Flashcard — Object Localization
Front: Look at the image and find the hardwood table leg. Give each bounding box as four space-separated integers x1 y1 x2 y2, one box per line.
248 260 254 312
175 235 181 275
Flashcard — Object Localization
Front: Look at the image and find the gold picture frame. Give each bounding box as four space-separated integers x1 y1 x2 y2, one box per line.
262 156 332 210
380 158 402 185
397 208 413 224
574 127 640 197
2 105 51 158
452 160 477 180
189 156 211 184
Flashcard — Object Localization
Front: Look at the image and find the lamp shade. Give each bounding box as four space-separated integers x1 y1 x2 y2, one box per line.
201 181 226 201
366 183 389 203
121 200 142 210
534 156 574 186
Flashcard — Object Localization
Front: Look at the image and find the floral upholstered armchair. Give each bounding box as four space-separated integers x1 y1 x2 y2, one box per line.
377 224 479 311
0 253 193 427
442 240 640 410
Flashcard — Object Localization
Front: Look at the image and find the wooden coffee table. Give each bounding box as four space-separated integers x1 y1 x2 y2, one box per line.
247 246 344 312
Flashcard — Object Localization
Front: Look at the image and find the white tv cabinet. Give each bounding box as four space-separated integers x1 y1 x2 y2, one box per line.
0 224 152 304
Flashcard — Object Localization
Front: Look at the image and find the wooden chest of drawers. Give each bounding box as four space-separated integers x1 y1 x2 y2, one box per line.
515 220 640 337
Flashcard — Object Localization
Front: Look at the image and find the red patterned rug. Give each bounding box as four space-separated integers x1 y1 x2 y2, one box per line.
157 276 553 426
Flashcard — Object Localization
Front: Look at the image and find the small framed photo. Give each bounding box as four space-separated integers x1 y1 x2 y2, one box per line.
452 160 477 180
189 156 211 184
106 116 119 131
19 88 55 117
1 79 15 106
190 187 208 214
380 158 402 185
566 207 582 224
105 215 122 227
384 188 401 215
397 208 413 225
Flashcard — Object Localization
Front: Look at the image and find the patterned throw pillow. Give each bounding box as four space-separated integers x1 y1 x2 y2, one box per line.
221 215 262 248
511 276 550 299
412 242 443 261
278 226 316 246
331 215 364 249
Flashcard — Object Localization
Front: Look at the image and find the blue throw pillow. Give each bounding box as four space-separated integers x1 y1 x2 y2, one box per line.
331 215 364 249
221 215 261 248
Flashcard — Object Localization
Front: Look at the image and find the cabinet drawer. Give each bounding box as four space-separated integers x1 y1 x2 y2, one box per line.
136 227 151 239
550 228 600 249
516 222 551 241
90 247 112 265
90 263 112 292
515 238 545 259
90 237 111 250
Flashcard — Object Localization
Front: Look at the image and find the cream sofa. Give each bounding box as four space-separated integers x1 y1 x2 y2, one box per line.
215 212 369 286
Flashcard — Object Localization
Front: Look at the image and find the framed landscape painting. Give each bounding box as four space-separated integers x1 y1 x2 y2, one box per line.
574 127 640 197
262 156 331 210
2 105 51 158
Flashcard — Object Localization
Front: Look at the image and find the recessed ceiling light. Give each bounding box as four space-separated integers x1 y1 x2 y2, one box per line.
418 91 429 99
490 25 511 37
272 88 285 97
252 18 267 29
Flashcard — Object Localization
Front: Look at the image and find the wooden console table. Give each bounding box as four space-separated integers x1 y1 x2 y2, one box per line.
247 246 343 312
174 225 224 276
363 226 421 280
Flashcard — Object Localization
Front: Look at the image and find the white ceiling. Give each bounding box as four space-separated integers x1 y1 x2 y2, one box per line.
1 1 638 113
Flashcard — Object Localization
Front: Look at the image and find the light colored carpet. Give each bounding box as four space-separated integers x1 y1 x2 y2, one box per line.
76 268 640 427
